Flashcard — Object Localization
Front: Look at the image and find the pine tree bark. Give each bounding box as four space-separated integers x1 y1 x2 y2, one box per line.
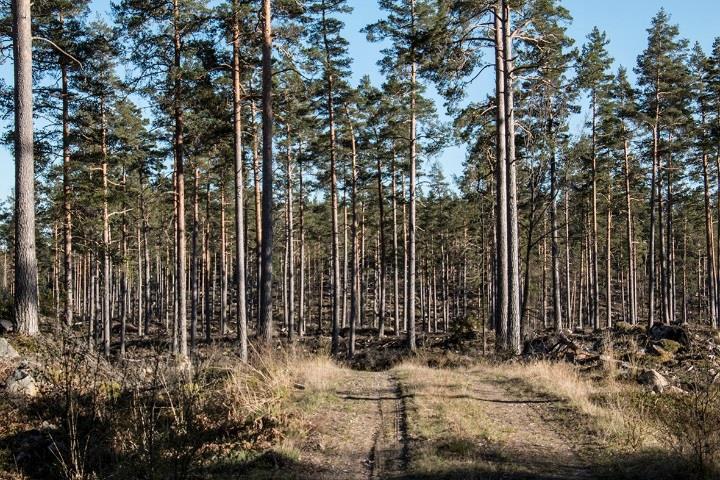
251 99 263 324
550 130 563 332
407 0 418 352
376 154 386 338
392 156 400 336
101 103 111 358
347 108 359 358
493 3 508 350
233 6 248 359
13 0 38 335
191 167 200 352
606 186 613 328
286 124 295 342
173 0 188 358
623 138 638 325
502 0 520 352
259 0 274 343
220 183 227 335
299 154 306 336
647 85 660 328
321 5 342 354
62 60 73 329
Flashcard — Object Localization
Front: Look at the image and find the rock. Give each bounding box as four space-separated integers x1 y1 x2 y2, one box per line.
0 337 19 360
0 320 14 334
638 369 669 393
6 367 38 397
649 323 690 346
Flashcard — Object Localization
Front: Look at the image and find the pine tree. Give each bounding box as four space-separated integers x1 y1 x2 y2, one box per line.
635 9 690 327
302 0 352 353
115 0 210 357
577 27 613 330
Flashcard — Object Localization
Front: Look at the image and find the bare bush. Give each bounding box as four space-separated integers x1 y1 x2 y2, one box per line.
645 372 720 478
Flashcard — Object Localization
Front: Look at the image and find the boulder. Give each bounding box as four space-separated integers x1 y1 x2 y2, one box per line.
0 337 19 360
0 319 13 334
6 367 38 397
638 369 669 393
649 323 689 346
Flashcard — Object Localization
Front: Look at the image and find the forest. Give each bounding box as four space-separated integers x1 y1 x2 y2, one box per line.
2 0 720 479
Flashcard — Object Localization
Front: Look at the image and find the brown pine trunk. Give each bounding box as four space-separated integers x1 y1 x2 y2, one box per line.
220 183 227 335
493 3 508 350
62 61 73 329
173 0 187 357
286 124 295 342
647 85 660 328
623 138 638 324
392 156 400 335
321 6 342 353
101 103 111 358
259 0 274 342
191 167 199 351
12 0 38 334
347 108 359 358
407 0 418 352
299 155 306 336
549 129 563 332
251 99 263 325
564 184 572 327
502 0 520 352
233 6 248 359
606 188 613 329
376 155 386 337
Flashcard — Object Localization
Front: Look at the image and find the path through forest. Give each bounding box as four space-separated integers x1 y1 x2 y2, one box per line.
293 364 599 480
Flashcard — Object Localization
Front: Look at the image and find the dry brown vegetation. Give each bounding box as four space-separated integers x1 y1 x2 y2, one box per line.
2 329 720 480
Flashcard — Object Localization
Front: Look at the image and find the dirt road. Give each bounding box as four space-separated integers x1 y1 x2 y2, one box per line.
295 364 598 480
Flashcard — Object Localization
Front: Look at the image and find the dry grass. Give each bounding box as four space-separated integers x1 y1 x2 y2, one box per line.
478 359 657 451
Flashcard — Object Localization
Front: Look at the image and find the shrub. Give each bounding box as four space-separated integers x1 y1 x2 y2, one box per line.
644 372 720 479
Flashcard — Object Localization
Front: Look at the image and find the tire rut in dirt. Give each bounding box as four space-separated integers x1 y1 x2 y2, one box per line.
367 374 410 480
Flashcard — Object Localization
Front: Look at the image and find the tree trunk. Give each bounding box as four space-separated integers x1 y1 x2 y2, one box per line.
502 0 520 353
347 108 359 358
101 103 111 358
590 93 600 331
191 167 199 352
376 154 386 338
550 128 563 332
321 7 342 354
392 156 400 335
286 124 295 342
606 188 613 329
173 0 187 358
233 6 248 359
493 4 508 350
299 154 306 336
406 0 418 353
13 0 38 335
623 138 638 325
220 183 227 335
259 0 274 343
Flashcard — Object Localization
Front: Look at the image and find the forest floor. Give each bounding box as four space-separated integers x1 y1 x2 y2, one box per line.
1 324 714 480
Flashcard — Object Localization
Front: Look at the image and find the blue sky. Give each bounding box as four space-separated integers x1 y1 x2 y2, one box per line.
1 0 720 201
